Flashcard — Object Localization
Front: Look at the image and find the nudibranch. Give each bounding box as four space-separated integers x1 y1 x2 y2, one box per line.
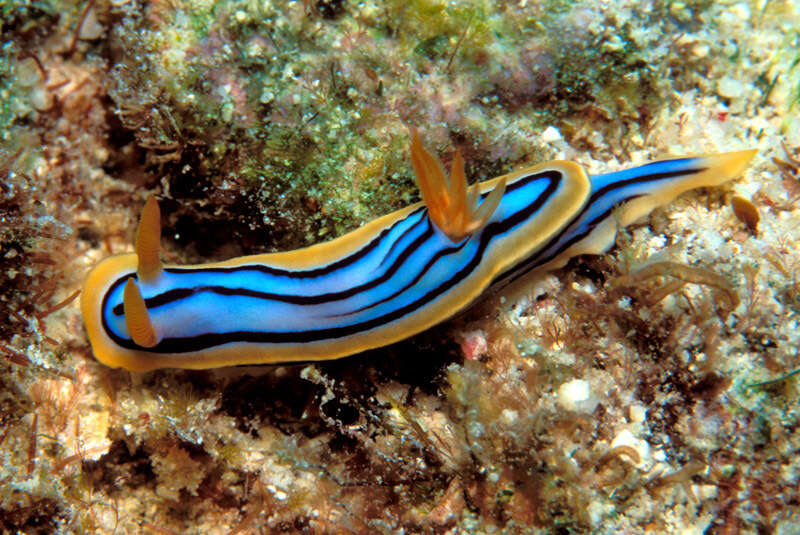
81 131 755 371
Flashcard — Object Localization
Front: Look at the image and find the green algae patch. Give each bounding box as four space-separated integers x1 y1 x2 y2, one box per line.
104 0 686 257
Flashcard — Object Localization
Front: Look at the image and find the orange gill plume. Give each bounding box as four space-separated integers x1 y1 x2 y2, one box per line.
409 129 506 242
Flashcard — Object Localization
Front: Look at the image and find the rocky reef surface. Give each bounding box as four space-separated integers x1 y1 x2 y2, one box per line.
1 0 799 533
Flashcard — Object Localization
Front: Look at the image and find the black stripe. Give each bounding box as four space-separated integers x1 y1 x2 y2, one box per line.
493 165 707 287
110 217 436 316
159 171 533 282
169 206 427 280
377 210 427 268
104 170 564 352
154 171 534 281
493 203 620 288
589 167 705 204
332 234 473 318
109 169 553 315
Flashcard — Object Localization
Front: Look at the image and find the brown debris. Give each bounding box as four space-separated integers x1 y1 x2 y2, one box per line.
730 195 760 234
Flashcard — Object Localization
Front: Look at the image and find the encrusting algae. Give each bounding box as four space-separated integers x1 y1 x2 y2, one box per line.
2 0 800 533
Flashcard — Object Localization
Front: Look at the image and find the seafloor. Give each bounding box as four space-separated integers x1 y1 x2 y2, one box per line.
1 0 800 533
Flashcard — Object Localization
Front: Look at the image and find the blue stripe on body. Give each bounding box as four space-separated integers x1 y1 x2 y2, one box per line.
494 157 706 286
103 170 563 350
103 209 431 338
